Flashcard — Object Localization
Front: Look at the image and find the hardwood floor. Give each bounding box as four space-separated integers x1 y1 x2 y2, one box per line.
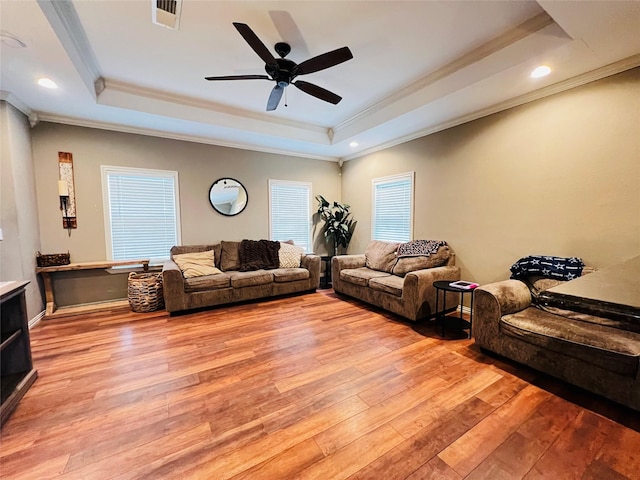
1 290 639 479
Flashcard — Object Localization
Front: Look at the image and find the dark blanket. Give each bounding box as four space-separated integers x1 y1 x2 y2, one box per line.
510 255 584 281
239 239 281 271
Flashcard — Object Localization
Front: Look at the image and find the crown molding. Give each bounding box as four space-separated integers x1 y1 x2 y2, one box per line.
333 12 555 138
35 113 338 162
0 90 33 118
99 78 331 144
343 54 640 162
37 0 101 99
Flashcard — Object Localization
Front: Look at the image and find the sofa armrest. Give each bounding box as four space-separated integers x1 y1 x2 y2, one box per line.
301 254 321 289
473 279 532 348
403 265 461 315
162 260 186 312
332 254 366 291
333 254 366 269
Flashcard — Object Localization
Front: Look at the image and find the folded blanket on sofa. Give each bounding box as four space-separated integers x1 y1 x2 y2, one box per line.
239 239 281 271
510 255 584 280
397 240 446 258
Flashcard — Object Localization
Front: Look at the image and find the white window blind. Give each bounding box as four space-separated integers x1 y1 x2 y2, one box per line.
102 166 180 263
372 172 414 243
269 180 311 252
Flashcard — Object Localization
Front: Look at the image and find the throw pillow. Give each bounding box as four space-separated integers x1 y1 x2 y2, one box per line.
220 241 241 271
279 242 304 268
173 250 222 278
365 240 401 273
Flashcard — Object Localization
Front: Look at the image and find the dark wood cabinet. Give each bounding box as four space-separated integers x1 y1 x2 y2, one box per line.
1 281 37 426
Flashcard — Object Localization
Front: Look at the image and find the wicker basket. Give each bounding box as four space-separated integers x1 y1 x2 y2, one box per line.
36 251 70 267
128 272 164 312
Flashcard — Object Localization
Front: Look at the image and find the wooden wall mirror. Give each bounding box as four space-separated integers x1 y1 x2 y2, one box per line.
208 178 248 216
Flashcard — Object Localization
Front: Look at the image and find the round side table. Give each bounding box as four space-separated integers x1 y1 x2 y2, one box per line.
433 280 476 338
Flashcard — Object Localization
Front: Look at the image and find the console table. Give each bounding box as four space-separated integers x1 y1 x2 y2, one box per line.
1 281 37 426
36 259 149 318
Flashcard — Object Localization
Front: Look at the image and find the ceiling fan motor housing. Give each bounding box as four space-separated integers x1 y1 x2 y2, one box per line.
266 58 298 86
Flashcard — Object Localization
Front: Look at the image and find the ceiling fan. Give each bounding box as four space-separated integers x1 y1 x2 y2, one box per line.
205 22 353 111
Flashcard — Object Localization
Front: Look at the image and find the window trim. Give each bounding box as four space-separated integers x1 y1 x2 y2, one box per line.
101 165 181 263
268 179 312 253
371 171 415 243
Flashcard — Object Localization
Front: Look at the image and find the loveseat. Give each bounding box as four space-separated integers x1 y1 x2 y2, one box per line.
162 240 320 314
332 240 461 321
473 256 640 411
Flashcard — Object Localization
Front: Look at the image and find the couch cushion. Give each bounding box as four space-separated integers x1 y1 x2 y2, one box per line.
365 240 401 273
229 270 274 288
279 242 304 268
272 268 309 283
369 275 404 297
501 307 640 377
220 241 241 271
173 250 222 278
392 246 451 276
340 267 390 287
184 273 231 293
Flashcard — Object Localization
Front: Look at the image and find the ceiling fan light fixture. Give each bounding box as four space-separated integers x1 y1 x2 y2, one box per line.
531 65 551 78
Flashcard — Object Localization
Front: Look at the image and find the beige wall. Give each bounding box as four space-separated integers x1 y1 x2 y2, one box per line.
31 124 341 305
0 102 44 321
342 67 640 285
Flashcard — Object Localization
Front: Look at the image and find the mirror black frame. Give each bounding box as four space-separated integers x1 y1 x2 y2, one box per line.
208 177 248 216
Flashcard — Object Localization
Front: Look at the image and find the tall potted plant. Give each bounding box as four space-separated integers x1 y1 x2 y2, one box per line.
316 195 357 256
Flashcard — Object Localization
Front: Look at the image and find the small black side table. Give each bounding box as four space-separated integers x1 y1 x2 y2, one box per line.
433 280 476 338
320 256 333 289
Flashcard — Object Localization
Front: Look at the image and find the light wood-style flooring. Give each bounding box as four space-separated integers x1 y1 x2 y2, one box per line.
1 290 639 479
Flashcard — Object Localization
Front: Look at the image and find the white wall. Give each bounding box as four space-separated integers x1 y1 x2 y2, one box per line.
0 102 44 320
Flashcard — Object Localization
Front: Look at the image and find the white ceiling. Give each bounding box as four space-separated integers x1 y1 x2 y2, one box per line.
1 1 639 161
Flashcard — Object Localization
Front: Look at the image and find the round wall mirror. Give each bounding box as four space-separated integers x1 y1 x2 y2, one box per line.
208 178 248 216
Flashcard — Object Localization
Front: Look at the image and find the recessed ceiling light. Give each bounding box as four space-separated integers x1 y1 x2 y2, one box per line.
531 65 551 79
37 77 58 89
349 141 359 148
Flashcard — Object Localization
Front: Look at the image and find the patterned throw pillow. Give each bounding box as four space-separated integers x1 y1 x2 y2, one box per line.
279 242 304 268
173 250 222 278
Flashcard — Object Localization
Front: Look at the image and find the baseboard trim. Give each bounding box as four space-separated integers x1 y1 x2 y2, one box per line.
29 310 45 329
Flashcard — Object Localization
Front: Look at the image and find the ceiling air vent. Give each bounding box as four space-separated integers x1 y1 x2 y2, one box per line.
152 0 182 30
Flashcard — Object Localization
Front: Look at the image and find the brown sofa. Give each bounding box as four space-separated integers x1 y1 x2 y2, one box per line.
473 263 640 411
332 240 461 321
162 241 320 314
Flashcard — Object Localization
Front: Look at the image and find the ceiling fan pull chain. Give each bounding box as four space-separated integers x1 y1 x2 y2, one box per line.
284 87 288 107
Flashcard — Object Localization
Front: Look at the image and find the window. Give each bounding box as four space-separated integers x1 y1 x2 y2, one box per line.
269 179 311 252
372 172 414 243
101 166 180 264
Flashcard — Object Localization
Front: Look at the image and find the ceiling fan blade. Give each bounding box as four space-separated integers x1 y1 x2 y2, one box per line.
293 80 342 105
233 22 277 66
297 47 353 75
205 75 271 81
267 84 284 111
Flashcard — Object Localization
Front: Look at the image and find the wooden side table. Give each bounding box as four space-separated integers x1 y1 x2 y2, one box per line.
433 280 476 338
